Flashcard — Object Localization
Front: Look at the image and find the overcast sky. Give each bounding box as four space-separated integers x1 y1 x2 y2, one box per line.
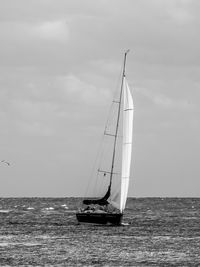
0 0 200 197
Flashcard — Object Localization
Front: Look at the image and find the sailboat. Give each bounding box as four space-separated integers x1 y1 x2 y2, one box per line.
76 50 134 225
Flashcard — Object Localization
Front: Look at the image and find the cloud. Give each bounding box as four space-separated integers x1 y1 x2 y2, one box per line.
11 99 58 121
58 74 111 106
9 99 58 136
90 60 121 75
136 87 195 110
32 20 69 42
165 0 195 25
0 20 69 43
0 71 112 137
16 121 55 137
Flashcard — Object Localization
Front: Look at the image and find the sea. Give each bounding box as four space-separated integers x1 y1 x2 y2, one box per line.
0 198 200 266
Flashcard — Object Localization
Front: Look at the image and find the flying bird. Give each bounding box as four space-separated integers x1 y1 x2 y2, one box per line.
1 160 10 166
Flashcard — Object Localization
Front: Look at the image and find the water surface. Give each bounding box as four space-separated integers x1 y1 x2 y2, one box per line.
0 198 200 266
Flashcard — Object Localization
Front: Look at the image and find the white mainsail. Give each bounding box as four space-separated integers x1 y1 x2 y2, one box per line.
110 76 134 212
120 77 134 212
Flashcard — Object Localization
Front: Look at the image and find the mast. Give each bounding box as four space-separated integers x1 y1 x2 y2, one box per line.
109 50 130 190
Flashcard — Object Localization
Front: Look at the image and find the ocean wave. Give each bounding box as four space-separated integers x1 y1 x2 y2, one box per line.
43 207 54 211
0 209 11 213
61 204 69 209
0 242 41 247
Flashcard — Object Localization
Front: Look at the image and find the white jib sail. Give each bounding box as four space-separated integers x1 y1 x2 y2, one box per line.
120 77 134 212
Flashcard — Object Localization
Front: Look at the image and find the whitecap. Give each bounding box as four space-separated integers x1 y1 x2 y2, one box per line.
0 209 11 213
27 207 34 210
45 207 54 210
61 204 69 209
21 242 41 247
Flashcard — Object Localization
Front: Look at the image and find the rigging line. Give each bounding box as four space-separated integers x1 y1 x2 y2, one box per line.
104 132 123 139
93 131 113 197
93 134 108 196
98 169 119 175
104 61 124 136
97 145 111 197
104 132 116 137
113 61 124 104
95 66 124 197
109 50 130 188
83 132 106 199
83 54 127 201
104 103 118 137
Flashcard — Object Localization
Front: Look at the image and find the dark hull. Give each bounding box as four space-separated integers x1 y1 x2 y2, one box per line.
76 212 123 225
